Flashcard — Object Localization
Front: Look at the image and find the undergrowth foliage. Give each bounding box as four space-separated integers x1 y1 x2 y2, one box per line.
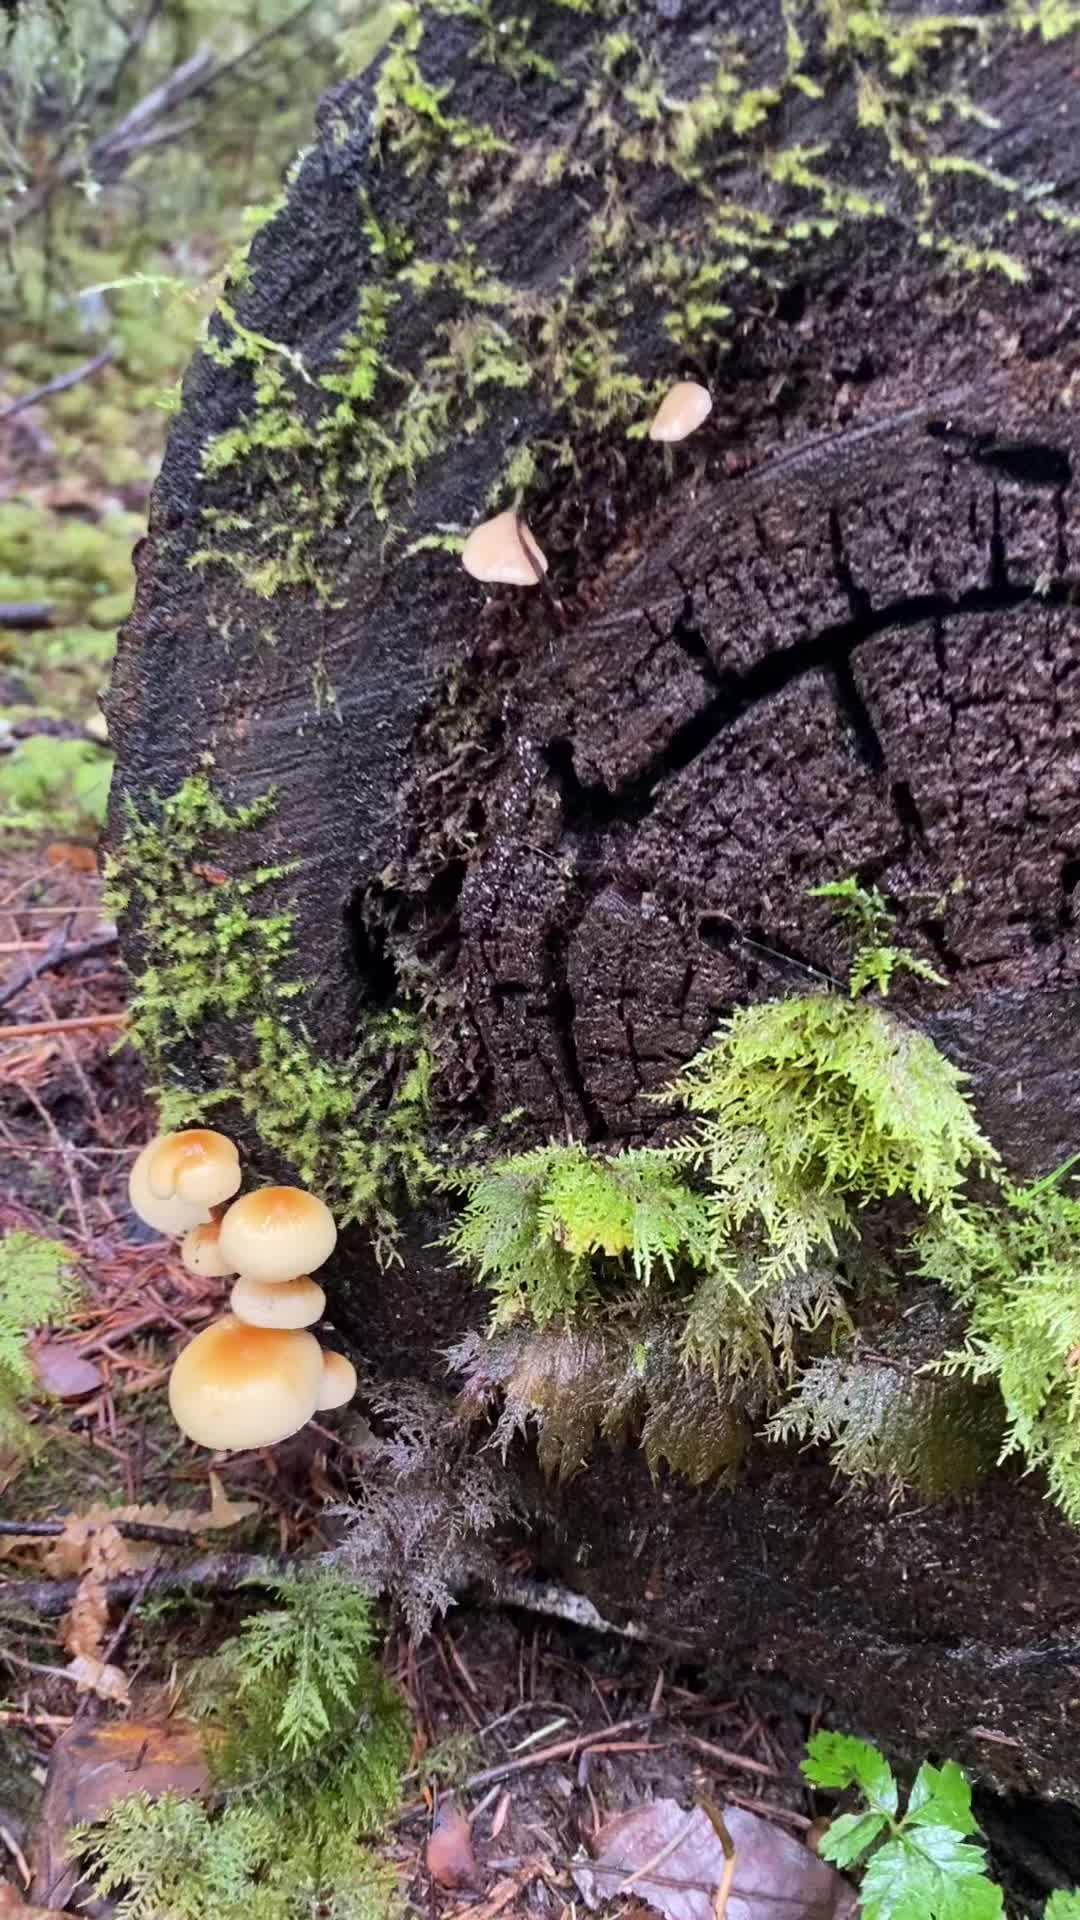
74 1573 409 1920
0 1231 80 1447
803 1731 1004 1920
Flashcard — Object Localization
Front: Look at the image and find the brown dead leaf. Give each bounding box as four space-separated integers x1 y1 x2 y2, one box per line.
44 1515 134 1581
572 1799 856 1920
30 1719 209 1908
44 843 97 874
64 1656 131 1705
426 1803 478 1889
60 1565 110 1662
0 1880 59 1919
31 1341 103 1400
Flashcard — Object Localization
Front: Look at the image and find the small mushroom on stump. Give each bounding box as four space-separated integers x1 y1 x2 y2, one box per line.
461 509 548 586
218 1185 337 1284
168 1316 325 1450
147 1128 242 1208
230 1273 326 1329
181 1220 238 1278
129 1138 212 1237
315 1351 357 1411
648 379 712 443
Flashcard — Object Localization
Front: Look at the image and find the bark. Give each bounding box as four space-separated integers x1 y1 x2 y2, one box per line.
108 0 1080 1792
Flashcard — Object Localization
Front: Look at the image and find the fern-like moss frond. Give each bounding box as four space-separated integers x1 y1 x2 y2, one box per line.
770 1351 1002 1496
0 1230 80 1447
445 1143 713 1327
669 996 995 1275
923 1174 1080 1520
74 1572 409 1920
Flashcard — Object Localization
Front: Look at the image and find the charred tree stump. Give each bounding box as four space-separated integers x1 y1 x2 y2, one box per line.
108 0 1080 1794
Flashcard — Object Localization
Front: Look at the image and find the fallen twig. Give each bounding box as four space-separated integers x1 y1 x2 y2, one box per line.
0 1010 127 1040
699 1797 737 1919
0 1514 228 1546
0 604 55 630
0 925 118 1012
0 1551 288 1619
0 349 116 423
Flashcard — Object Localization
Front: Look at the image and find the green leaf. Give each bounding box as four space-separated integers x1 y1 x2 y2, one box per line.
818 1809 887 1867
859 1826 1003 1920
802 1731 899 1813
906 1761 977 1835
1047 1895 1080 1918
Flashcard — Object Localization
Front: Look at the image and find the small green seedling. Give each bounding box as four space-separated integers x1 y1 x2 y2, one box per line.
803 1731 1002 1919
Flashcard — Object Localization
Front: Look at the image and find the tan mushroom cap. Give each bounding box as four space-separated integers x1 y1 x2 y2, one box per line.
148 1129 241 1208
168 1316 323 1450
461 509 548 587
129 1139 211 1237
230 1273 325 1330
315 1350 357 1412
218 1185 337 1284
180 1220 238 1279
648 380 713 444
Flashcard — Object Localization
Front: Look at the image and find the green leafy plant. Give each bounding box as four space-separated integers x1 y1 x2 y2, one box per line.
1047 1895 1080 1918
0 1231 80 1447
803 1731 1003 1918
810 876 947 998
74 1573 409 1920
922 1164 1080 1521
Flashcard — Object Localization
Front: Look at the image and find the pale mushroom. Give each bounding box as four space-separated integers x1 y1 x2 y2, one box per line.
147 1129 241 1208
230 1273 325 1329
129 1139 211 1237
315 1350 357 1411
648 380 713 444
180 1220 238 1279
218 1186 337 1284
168 1316 324 1450
461 509 548 586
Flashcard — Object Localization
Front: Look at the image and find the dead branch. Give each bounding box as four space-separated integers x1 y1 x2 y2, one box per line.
0 350 116 424
0 1515 229 1547
0 1011 127 1040
0 926 119 1012
0 605 55 630
0 1552 288 1620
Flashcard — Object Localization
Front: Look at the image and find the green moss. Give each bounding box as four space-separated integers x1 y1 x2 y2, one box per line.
923 1167 1080 1523
108 770 437 1265
190 0 1074 580
444 888 1047 1502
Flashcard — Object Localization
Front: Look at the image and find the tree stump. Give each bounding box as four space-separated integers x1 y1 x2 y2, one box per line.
108 0 1080 1793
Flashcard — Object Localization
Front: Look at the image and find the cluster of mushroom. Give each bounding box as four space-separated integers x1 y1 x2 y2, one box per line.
128 1131 356 1451
461 379 712 585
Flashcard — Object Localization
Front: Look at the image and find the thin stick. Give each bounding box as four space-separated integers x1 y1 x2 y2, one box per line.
698 1798 737 1920
0 349 115 423
0 1515 228 1545
0 1011 127 1039
0 927 118 1011
684 1733 791 1780
0 1552 288 1619
0 605 54 631
620 1812 701 1896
